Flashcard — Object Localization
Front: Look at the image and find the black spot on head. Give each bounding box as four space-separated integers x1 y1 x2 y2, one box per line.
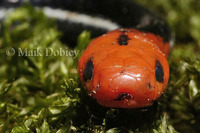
155 61 164 83
114 93 132 101
118 34 130 45
83 59 93 82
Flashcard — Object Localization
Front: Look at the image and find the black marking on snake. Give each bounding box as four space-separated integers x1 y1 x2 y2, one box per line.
118 34 130 45
155 60 164 83
114 93 132 101
83 59 93 82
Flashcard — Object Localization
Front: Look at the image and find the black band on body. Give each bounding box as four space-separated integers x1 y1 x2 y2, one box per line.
0 0 171 45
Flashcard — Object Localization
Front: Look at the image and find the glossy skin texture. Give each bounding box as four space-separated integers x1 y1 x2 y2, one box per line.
78 29 170 108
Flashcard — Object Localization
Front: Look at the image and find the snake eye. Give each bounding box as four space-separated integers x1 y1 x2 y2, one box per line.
155 61 164 83
83 59 93 82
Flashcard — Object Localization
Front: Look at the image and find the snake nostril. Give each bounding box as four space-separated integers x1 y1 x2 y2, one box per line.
114 92 132 101
148 82 153 89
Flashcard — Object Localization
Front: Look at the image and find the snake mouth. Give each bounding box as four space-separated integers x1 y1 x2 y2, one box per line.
114 92 133 101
